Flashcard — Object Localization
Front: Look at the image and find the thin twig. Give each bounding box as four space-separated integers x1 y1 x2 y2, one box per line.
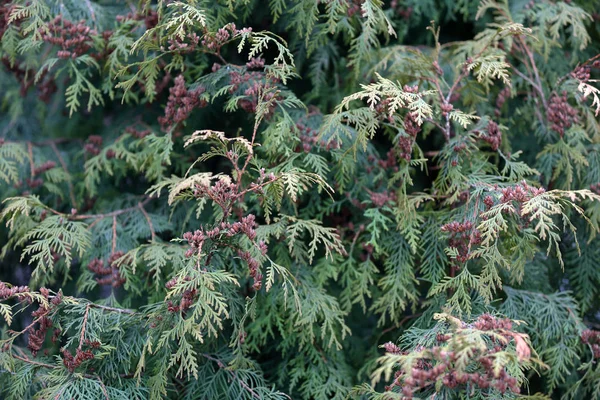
12 354 56 369
431 79 451 141
83 0 96 23
235 176 281 199
111 216 117 254
12 353 135 379
1 119 16 137
138 202 156 241
27 142 34 178
381 313 423 335
235 87 268 196
54 386 65 400
97 376 110 400
518 36 547 109
87 217 102 231
349 224 365 255
78 305 90 351
42 198 153 223
510 66 540 92
425 118 445 133
201 353 260 399
88 303 135 315
74 197 152 221
50 142 78 208
11 317 42 338
200 49 228 65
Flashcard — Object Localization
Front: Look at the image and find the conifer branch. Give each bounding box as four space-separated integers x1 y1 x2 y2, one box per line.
49 142 77 208
26 142 34 179
138 202 156 241
201 353 262 399
87 303 134 315
72 197 152 221
78 305 90 351
2 2 600 399
111 216 117 254
516 37 547 110
12 354 55 369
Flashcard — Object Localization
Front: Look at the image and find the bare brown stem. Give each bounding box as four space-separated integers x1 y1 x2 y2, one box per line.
78 305 90 351
12 354 56 369
111 216 117 254
70 197 152 221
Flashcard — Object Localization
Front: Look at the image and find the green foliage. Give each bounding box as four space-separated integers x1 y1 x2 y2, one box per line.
1 0 600 399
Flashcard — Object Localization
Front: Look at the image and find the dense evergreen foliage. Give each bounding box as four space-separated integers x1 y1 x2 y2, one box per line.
1 0 600 398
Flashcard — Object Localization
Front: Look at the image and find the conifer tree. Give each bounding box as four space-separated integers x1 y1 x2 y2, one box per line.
1 0 600 399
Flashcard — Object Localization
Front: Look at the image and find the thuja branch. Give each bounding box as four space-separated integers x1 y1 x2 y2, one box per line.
235 175 280 199
2 1 600 399
138 201 156 241
71 197 153 221
201 353 263 399
26 142 34 179
86 303 135 315
111 216 117 254
49 142 77 208
11 354 56 370
10 353 136 380
36 197 154 229
78 305 90 351
1 292 135 316
515 36 547 109
236 117 261 193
